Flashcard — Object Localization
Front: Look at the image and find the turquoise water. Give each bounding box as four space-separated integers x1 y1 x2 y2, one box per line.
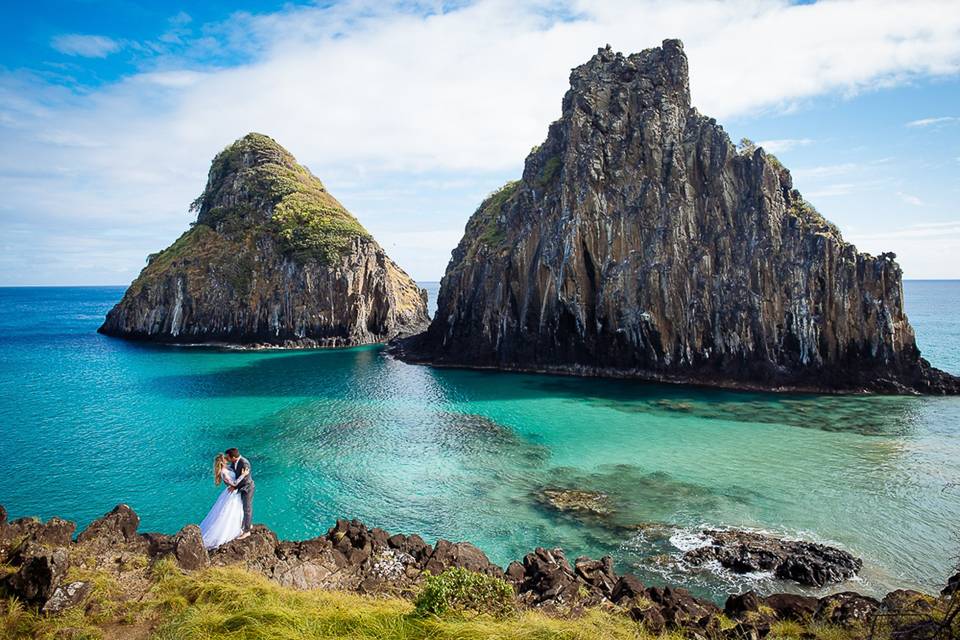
1 282 959 602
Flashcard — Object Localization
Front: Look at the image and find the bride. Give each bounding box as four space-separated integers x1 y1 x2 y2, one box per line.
199 453 249 549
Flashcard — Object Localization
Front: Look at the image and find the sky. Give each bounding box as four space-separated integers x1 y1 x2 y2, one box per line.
0 0 958 285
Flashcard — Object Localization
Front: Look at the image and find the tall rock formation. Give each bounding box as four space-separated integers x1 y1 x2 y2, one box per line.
397 40 957 393
100 133 428 347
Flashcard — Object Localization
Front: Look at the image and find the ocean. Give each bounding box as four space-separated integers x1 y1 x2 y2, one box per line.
1 280 958 602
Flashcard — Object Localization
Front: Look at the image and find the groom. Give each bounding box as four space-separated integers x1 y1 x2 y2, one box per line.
225 447 254 539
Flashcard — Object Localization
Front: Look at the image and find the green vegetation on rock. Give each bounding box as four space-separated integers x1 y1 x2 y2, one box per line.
194 133 370 265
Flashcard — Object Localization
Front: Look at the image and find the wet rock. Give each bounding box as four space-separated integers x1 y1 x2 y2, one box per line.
763 592 819 621
42 581 92 615
539 489 612 516
684 529 861 586
77 504 141 548
942 571 959 597
173 525 209 571
725 590 762 619
815 591 881 627
4 542 70 605
99 133 428 348
398 39 958 395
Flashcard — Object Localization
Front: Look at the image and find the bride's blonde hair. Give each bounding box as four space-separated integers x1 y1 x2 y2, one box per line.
213 453 227 485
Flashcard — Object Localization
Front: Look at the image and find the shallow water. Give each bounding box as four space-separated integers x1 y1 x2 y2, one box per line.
1 282 958 602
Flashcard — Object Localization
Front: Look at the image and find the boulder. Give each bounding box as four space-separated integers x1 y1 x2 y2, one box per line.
763 592 819 621
514 547 586 607
77 504 140 548
684 530 861 587
209 525 279 572
629 603 667 634
882 589 936 613
573 556 617 596
942 571 959 597
173 525 209 571
1 516 76 563
646 585 720 631
42 581 92 615
0 504 7 528
815 591 881 627
423 539 502 577
4 542 70 605
611 574 646 604
725 591 762 619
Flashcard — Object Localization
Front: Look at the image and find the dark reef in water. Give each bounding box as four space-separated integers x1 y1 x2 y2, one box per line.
100 133 428 348
3 503 957 638
393 39 959 395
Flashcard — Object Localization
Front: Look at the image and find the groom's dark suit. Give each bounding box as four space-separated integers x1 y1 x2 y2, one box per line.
231 456 255 532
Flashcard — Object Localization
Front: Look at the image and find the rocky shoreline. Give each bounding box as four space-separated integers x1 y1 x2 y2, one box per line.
2 504 957 638
389 337 958 396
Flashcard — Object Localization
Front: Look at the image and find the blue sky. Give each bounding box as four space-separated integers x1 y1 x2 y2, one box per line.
1 0 958 285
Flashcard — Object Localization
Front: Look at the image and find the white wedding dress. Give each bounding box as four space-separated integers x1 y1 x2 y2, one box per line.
199 467 245 549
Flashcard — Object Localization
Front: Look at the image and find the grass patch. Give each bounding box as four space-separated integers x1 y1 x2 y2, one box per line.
413 568 514 618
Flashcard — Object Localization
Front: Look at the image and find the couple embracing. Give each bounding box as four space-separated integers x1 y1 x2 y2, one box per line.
199 447 255 549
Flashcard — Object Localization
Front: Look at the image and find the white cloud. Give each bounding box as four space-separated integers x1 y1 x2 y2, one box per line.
757 138 813 153
5 0 960 282
897 191 925 206
906 116 958 127
50 34 121 58
793 163 860 178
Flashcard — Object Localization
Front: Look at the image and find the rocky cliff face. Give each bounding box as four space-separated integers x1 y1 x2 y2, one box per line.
399 40 957 393
100 133 428 347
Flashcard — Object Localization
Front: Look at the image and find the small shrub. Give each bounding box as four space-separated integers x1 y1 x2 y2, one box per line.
413 568 515 618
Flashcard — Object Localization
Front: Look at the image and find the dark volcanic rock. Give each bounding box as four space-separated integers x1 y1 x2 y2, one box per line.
42 581 92 615
173 525 209 571
398 39 958 394
100 133 428 348
725 590 762 618
684 529 861 586
943 571 960 596
4 542 70 606
77 504 141 549
0 504 6 528
815 591 881 627
763 592 819 621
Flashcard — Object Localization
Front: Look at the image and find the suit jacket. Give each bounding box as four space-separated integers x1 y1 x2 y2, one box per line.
231 456 254 493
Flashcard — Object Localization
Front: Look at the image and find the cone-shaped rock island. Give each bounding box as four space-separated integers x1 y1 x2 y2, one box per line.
99 133 429 347
392 40 958 394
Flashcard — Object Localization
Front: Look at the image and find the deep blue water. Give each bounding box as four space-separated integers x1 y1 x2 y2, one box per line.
1 281 959 602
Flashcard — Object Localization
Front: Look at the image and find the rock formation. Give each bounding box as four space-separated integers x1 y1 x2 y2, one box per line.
2 504 957 638
396 40 958 393
100 133 428 347
683 529 862 587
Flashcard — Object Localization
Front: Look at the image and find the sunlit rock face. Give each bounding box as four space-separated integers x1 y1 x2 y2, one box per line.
100 133 428 347
401 40 956 393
